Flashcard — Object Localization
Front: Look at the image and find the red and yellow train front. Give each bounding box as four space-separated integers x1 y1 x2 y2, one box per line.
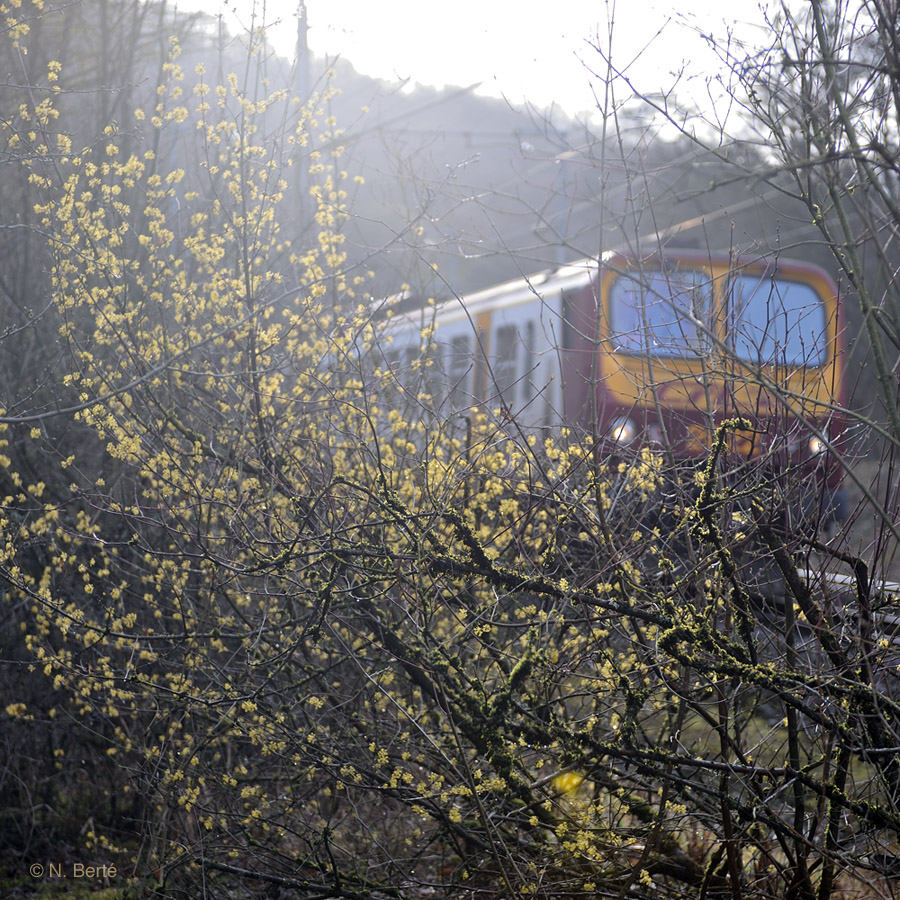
570 251 845 510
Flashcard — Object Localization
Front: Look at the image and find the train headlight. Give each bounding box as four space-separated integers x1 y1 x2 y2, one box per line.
809 436 827 456
610 417 636 444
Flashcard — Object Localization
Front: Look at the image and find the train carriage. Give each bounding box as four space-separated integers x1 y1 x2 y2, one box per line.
381 249 847 517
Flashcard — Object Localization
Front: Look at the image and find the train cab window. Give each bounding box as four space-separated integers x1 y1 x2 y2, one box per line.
610 269 712 356
492 324 519 402
730 275 827 366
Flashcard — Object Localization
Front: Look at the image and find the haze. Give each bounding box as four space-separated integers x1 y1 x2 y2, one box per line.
188 0 771 116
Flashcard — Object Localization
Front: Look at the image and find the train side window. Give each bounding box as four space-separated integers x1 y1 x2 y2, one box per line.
448 334 472 408
380 345 416 407
523 320 536 401
492 324 518 402
610 269 711 356
381 347 402 383
422 343 445 408
730 275 827 366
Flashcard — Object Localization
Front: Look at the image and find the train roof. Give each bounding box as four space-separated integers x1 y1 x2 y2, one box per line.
381 254 604 326
377 248 839 328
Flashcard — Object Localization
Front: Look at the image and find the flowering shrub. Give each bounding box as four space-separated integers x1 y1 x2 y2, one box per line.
1 4 899 899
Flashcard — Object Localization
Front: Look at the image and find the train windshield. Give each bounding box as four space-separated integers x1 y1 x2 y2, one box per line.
609 269 712 357
729 274 827 366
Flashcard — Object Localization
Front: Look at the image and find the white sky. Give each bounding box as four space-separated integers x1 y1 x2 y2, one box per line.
188 0 769 117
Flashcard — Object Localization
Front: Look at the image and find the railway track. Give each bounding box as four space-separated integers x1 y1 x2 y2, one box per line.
797 567 900 643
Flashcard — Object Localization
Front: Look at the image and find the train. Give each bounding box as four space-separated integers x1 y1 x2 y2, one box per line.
379 248 847 519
